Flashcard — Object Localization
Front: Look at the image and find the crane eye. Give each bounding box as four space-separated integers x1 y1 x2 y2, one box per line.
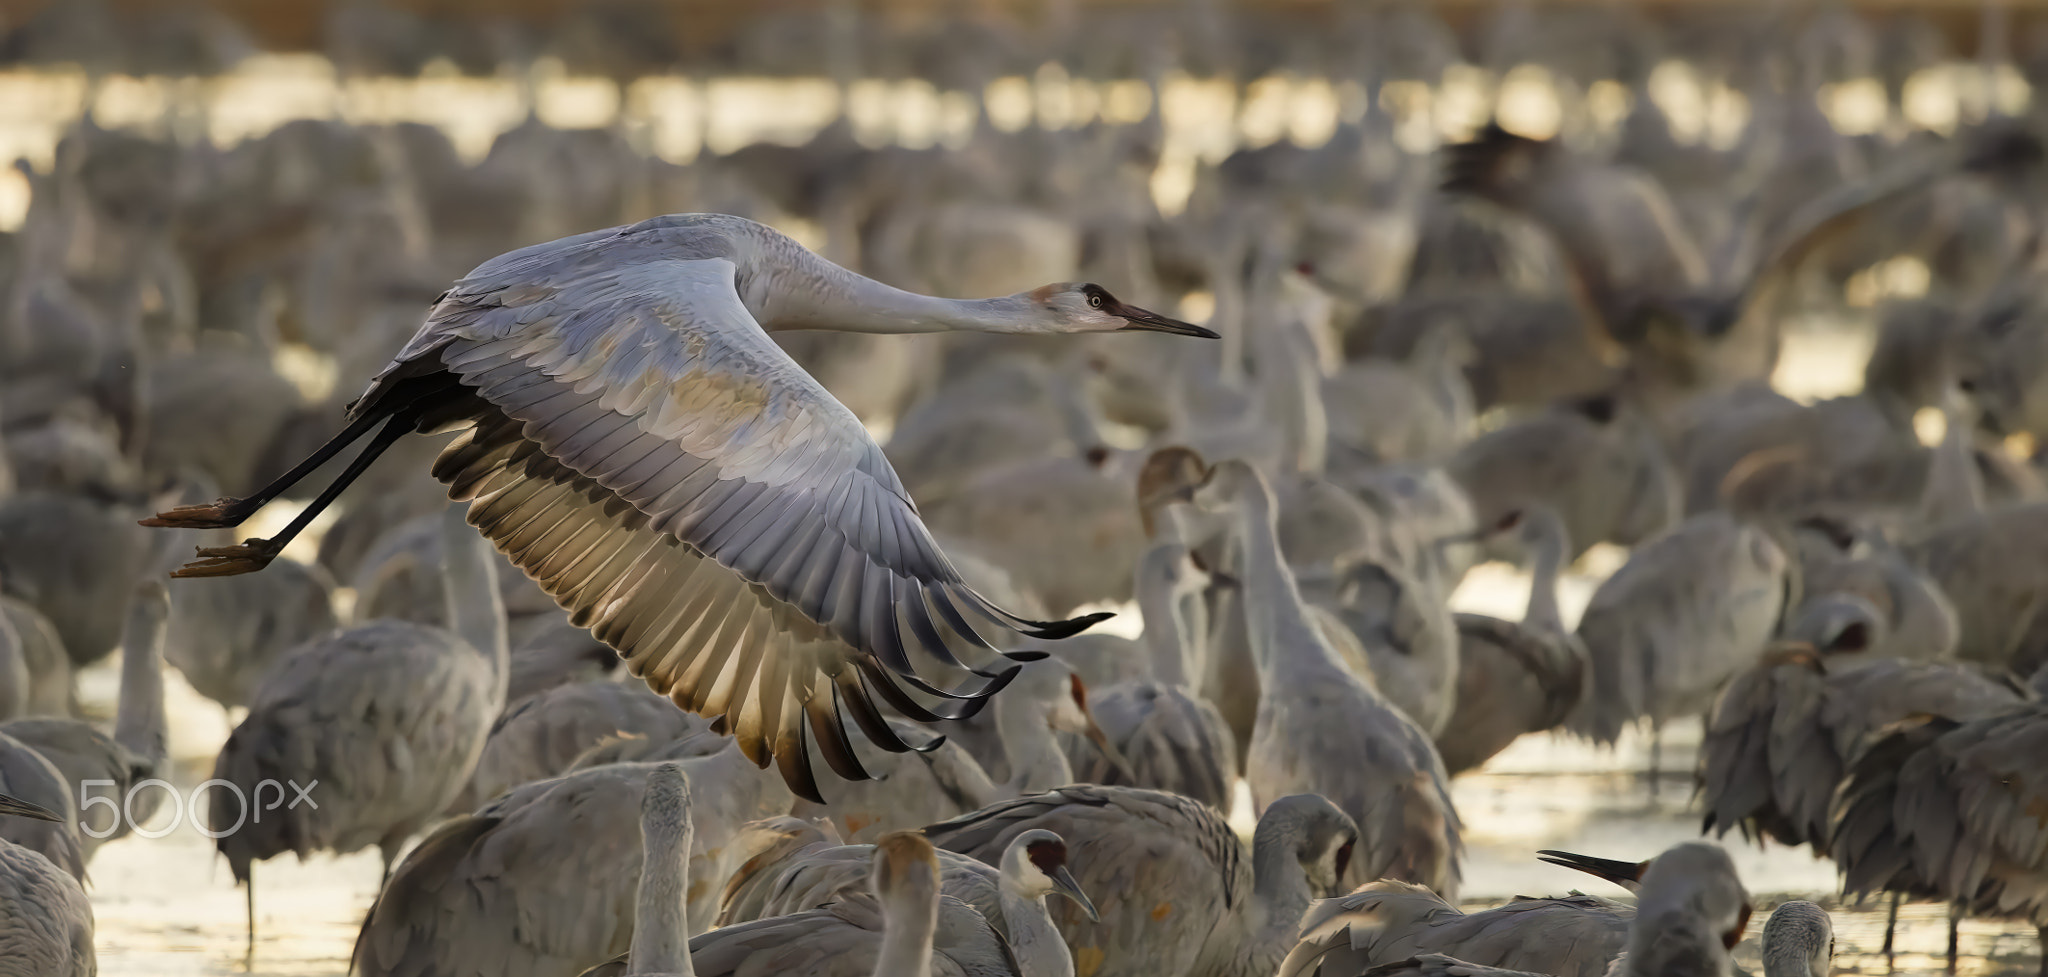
1087 292 1104 309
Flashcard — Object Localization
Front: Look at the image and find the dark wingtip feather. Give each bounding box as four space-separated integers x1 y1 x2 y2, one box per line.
1006 650 1051 662
1022 611 1114 641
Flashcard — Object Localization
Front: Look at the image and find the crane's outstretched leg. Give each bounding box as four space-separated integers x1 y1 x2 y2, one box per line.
141 407 388 531
168 414 415 577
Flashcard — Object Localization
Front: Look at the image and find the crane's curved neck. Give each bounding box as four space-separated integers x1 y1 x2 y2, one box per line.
745 235 1046 336
1523 510 1570 634
440 505 509 701
114 588 168 770
1229 474 1350 684
873 878 940 977
1136 560 1190 687
629 787 695 976
1246 808 1321 973
997 879 1073 977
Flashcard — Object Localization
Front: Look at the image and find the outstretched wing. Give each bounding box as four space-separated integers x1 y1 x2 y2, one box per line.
361 229 1098 800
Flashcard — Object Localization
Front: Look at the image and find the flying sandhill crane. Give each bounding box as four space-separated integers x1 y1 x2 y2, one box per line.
1831 702 2048 975
212 504 509 952
0 789 90 977
143 213 1215 802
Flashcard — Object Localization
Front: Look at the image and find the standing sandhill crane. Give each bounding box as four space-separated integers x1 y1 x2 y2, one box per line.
1436 507 1589 775
1069 540 1238 810
1781 525 1959 663
451 679 712 812
1 580 168 860
1273 880 1631 977
1199 458 1463 896
163 556 337 710
1448 394 1680 561
1700 647 2027 853
355 744 792 977
1569 512 1788 773
0 598 70 717
0 615 23 722
720 825 1098 977
925 786 1358 977
589 830 1019 977
144 213 1215 803
213 504 508 951
0 491 155 668
1312 846 1762 977
1831 702 2048 975
0 735 79 882
1908 502 2048 676
0 789 90 977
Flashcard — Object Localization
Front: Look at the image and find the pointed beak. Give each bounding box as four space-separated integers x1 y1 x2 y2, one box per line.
0 791 63 822
1112 301 1219 339
1051 864 1100 921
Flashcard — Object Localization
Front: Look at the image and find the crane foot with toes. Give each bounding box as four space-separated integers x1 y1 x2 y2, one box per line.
170 539 285 578
141 497 262 530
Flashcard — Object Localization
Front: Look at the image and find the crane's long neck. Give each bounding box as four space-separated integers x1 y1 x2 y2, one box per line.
630 773 695 977
1232 475 1349 684
114 586 169 772
1246 807 1320 971
441 505 509 702
998 875 1073 977
1523 510 1570 634
1258 312 1329 478
874 873 940 977
748 238 1046 336
1136 560 1190 687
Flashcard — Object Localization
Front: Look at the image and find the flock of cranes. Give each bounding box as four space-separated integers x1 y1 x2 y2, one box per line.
5 1 2048 976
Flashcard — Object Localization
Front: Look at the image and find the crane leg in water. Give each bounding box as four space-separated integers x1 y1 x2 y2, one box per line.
1882 892 1900 958
1948 902 1962 974
244 869 256 964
